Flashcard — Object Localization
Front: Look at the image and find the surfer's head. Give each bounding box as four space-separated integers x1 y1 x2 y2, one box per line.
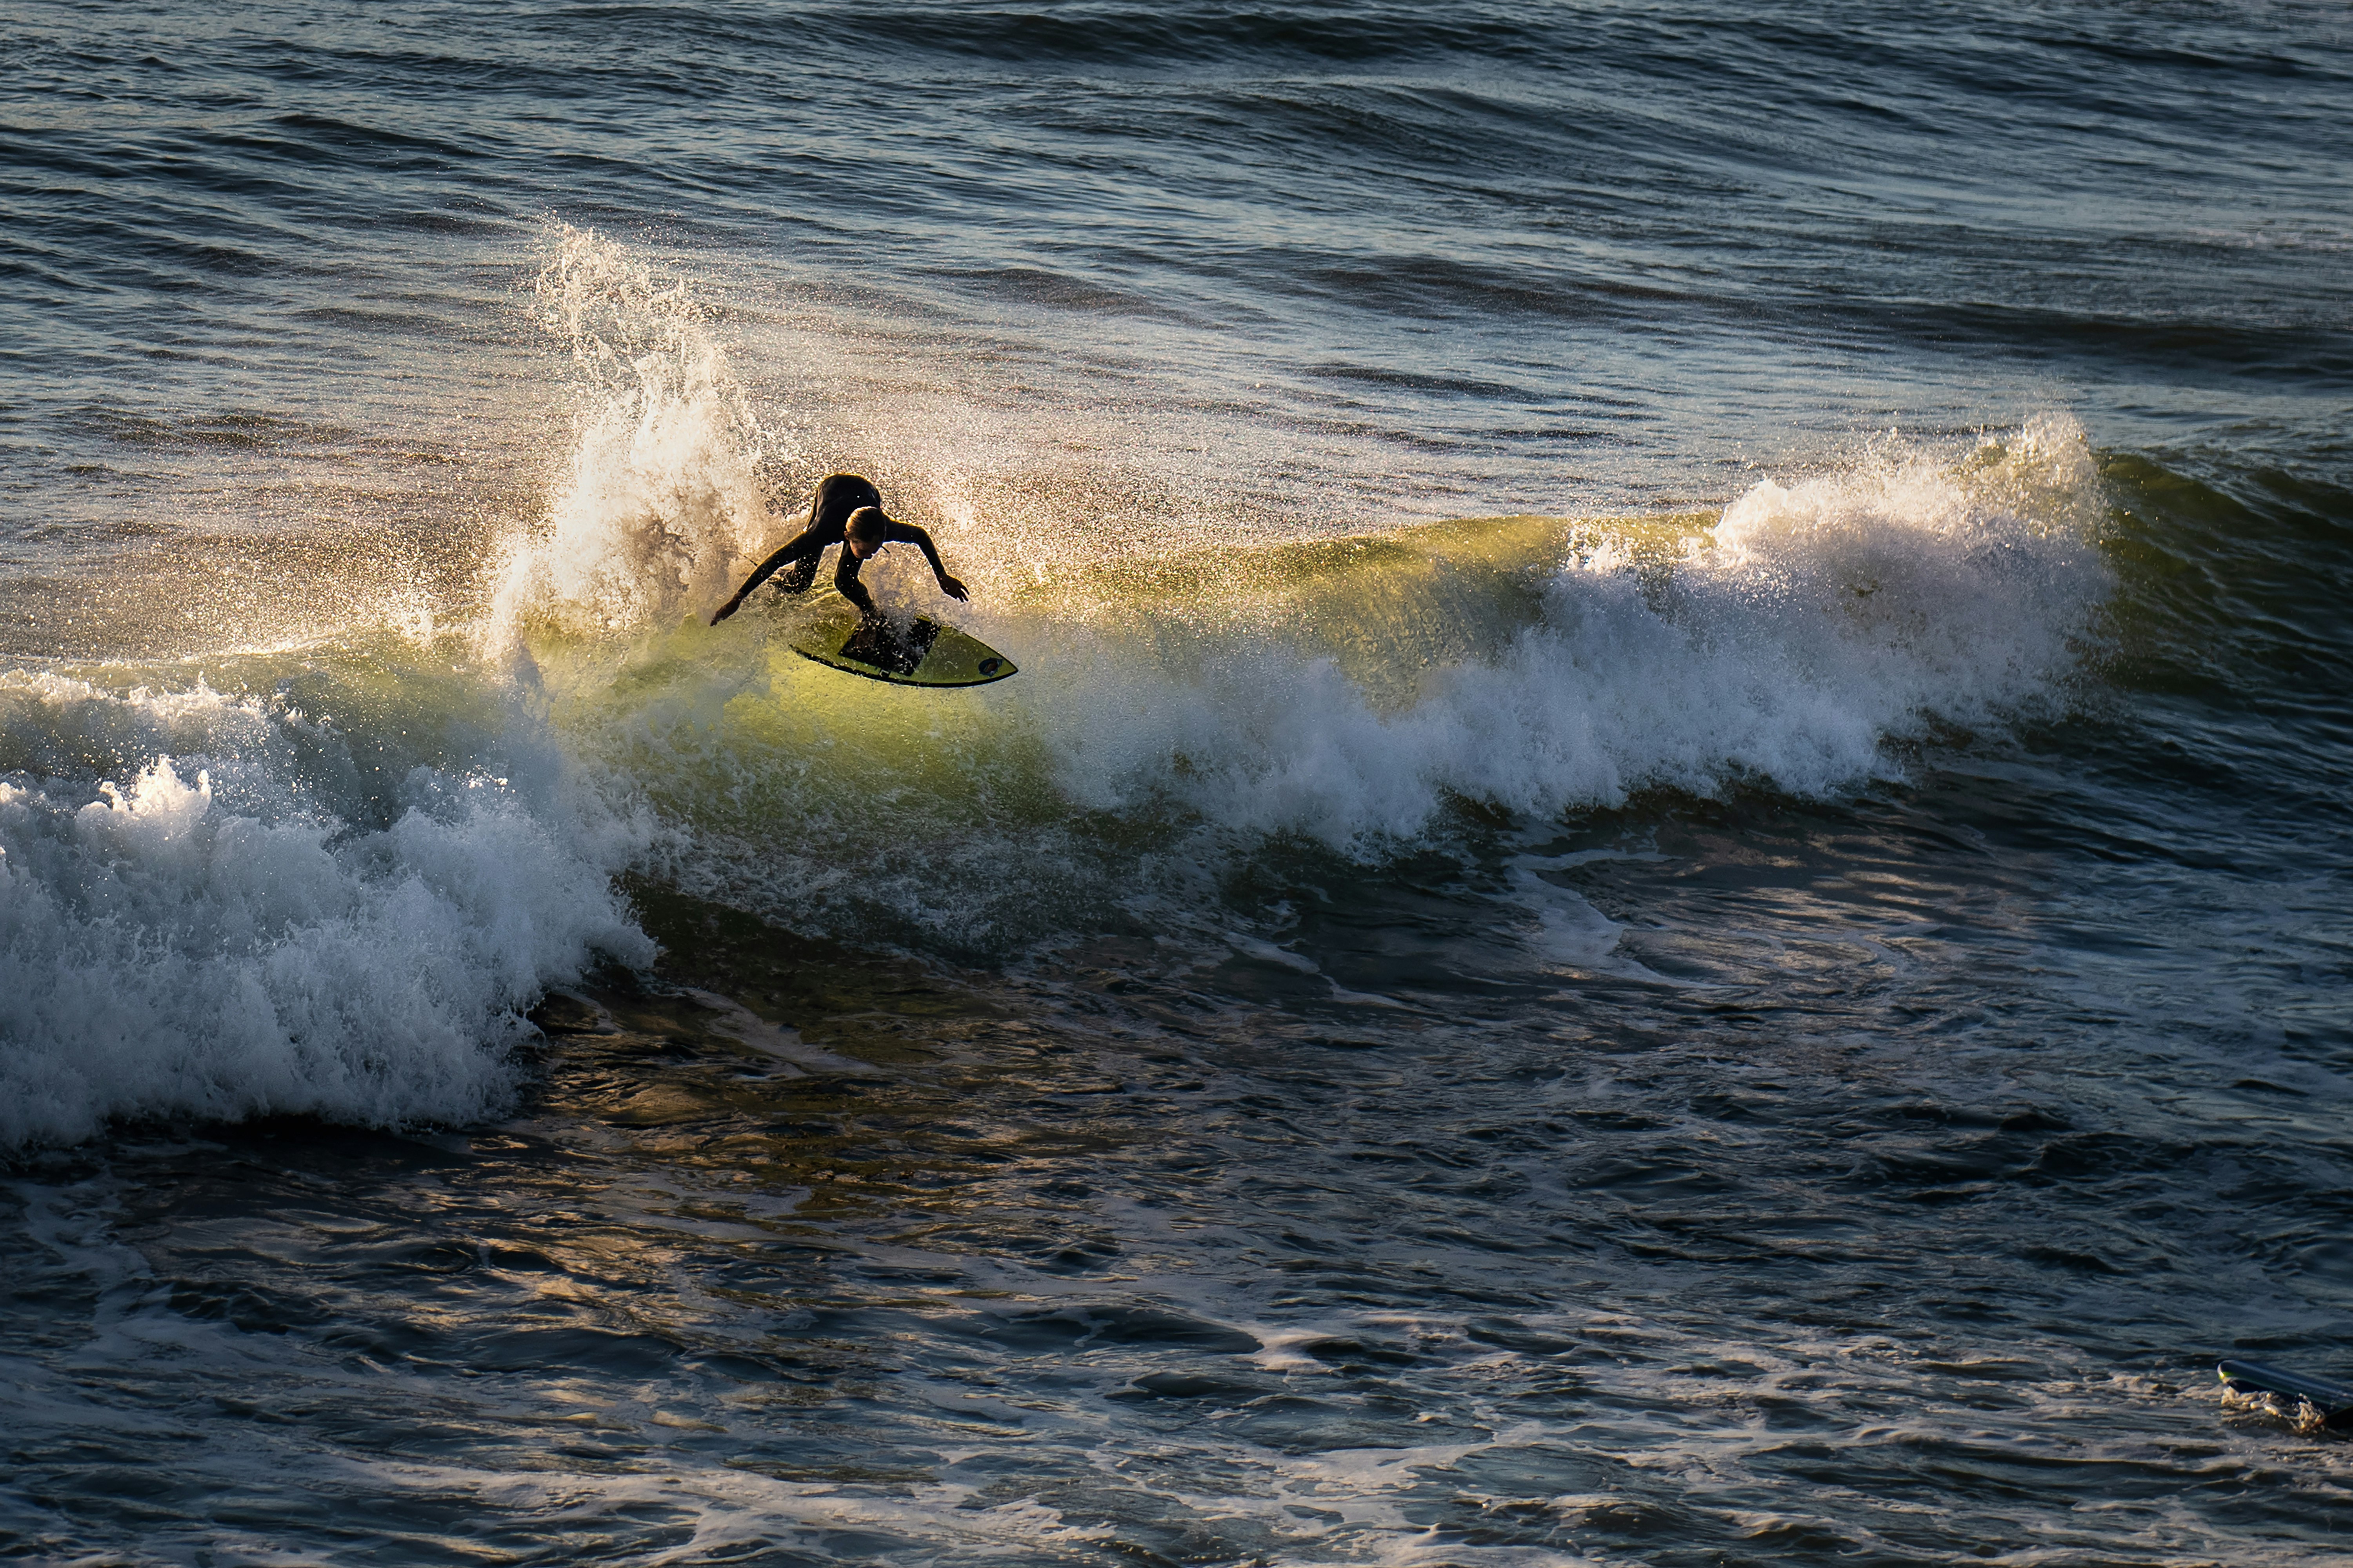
844 506 889 559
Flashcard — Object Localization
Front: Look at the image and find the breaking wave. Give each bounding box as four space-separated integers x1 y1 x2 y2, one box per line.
0 227 2114 1146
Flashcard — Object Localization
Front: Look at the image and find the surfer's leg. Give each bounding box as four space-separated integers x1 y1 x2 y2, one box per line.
776 550 822 594
711 477 872 623
767 475 872 594
765 473 876 596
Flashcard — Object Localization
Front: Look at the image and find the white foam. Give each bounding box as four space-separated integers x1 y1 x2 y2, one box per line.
1025 414 2110 852
0 670 653 1150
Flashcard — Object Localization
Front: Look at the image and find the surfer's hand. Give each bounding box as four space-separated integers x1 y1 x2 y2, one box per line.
938 574 969 601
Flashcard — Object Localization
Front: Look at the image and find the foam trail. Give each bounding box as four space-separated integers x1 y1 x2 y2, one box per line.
678 988 878 1075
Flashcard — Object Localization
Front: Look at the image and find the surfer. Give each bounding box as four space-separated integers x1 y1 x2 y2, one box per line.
709 472 969 625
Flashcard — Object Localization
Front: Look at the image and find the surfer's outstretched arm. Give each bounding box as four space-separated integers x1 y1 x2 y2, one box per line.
884 521 969 601
711 529 824 624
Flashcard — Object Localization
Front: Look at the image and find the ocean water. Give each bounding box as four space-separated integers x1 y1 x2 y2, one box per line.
4 1 2351 1561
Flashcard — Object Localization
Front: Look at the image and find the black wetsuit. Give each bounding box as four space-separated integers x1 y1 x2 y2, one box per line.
710 474 954 623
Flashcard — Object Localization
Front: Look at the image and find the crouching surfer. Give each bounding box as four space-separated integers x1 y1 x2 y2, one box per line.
710 472 968 625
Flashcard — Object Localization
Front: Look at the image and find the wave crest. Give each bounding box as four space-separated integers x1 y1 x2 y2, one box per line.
1029 416 2111 847
0 668 653 1150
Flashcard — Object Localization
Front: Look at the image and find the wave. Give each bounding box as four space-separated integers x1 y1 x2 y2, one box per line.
0 660 653 1151
0 227 2120 1146
500 233 2114 945
1016 415 2108 845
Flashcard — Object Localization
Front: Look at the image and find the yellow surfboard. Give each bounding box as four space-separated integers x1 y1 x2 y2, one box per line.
785 596 1017 688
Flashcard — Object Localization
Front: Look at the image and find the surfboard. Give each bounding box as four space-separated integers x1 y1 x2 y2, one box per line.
2218 1359 2353 1431
784 596 1017 688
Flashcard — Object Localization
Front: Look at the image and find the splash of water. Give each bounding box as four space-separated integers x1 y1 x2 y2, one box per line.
491 227 784 638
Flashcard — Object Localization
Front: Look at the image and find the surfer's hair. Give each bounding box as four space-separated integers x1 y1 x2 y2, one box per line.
844 506 889 545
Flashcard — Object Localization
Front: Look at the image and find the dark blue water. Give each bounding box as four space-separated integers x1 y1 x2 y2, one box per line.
5 3 2352 1562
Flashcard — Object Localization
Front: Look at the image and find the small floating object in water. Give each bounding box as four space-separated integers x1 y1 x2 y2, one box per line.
2218 1359 2353 1434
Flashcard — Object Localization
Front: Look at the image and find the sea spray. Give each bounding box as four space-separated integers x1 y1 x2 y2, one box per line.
491 227 782 638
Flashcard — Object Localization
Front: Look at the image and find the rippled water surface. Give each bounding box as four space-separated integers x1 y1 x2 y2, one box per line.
4 2 2352 1563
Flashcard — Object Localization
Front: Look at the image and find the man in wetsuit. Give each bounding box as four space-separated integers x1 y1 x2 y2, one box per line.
709 472 969 625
